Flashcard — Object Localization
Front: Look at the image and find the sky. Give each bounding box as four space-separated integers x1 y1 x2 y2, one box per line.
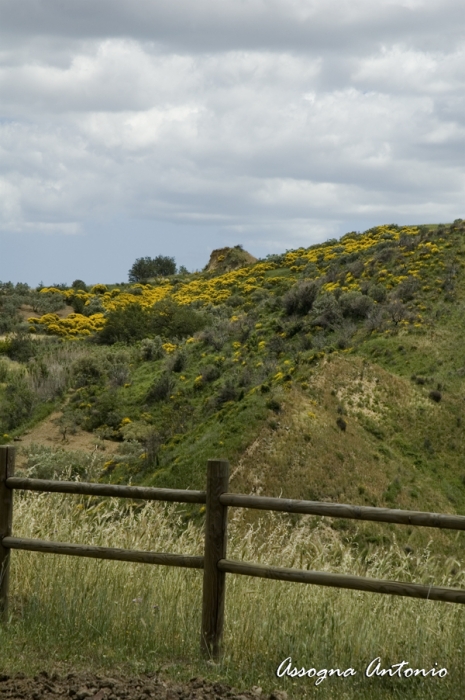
1 0 464 285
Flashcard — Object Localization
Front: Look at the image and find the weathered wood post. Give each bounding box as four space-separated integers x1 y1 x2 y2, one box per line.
201 459 229 659
0 446 15 623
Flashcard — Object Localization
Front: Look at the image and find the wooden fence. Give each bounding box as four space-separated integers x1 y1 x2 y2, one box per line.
2 444 465 658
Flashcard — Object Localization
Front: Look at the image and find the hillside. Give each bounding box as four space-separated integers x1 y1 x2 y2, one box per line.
1 221 465 554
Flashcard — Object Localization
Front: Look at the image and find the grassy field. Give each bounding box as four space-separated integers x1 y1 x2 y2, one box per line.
1 484 465 699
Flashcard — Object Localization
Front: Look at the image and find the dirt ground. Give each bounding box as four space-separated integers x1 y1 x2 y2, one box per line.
0 672 287 700
14 410 119 469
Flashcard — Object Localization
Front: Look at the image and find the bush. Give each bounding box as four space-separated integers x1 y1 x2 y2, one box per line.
283 281 319 316
201 365 221 383
368 284 387 303
98 301 205 345
311 294 342 329
339 292 374 320
140 337 164 361
32 291 66 315
225 294 244 308
168 351 186 373
97 304 153 344
0 360 10 382
109 363 130 387
22 444 103 480
266 398 281 413
5 333 37 362
70 295 86 314
346 260 364 278
150 300 206 338
72 357 106 387
83 296 105 316
129 256 176 283
82 390 123 432
0 310 19 334
0 376 36 430
335 322 356 349
365 308 386 332
268 335 286 357
386 300 409 325
395 276 420 302
146 372 176 403
199 329 225 351
216 380 239 406
72 279 87 292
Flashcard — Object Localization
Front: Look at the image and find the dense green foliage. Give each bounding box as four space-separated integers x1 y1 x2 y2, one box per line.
128 255 177 282
96 299 206 344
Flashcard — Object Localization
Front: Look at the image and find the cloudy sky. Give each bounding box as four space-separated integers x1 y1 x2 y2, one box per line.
1 0 464 285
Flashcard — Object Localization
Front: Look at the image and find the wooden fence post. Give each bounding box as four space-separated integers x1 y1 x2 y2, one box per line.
0 446 15 623
201 459 229 659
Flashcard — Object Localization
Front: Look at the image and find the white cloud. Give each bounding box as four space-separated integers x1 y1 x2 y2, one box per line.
0 0 465 282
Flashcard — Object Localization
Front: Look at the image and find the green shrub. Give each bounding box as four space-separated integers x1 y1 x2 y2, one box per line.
200 365 221 383
311 293 342 329
129 256 176 282
71 279 88 292
339 292 374 320
395 276 420 302
70 295 86 314
83 296 105 316
97 304 153 344
0 376 36 430
109 363 130 387
146 372 176 403
367 284 387 303
168 351 186 373
140 337 164 361
150 299 206 338
216 380 239 406
5 333 37 362
72 357 106 387
32 291 66 315
384 478 402 503
22 444 104 480
266 398 281 413
225 294 244 308
0 360 10 382
81 390 122 431
0 309 19 334
283 281 319 316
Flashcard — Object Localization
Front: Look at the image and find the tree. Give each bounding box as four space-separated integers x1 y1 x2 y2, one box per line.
71 279 87 291
128 256 176 282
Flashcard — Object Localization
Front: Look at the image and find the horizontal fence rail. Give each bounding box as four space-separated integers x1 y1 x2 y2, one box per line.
2 537 204 569
218 559 465 605
2 445 465 659
6 477 206 505
220 493 465 530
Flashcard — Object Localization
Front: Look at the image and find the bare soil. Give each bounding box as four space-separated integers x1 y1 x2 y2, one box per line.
18 304 76 321
0 672 285 700
15 410 119 469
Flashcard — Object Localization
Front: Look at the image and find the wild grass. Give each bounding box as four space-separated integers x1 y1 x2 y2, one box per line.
1 485 465 699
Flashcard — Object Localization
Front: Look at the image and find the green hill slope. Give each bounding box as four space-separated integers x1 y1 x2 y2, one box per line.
1 220 465 554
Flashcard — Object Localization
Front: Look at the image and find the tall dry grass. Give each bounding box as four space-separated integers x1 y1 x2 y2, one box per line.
1 484 465 699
